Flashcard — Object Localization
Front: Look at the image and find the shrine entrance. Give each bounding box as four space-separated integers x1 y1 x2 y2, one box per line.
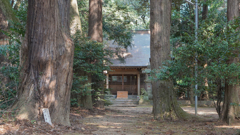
108 74 138 95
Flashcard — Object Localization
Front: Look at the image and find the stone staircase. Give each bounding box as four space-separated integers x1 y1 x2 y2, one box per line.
109 99 139 107
105 95 139 107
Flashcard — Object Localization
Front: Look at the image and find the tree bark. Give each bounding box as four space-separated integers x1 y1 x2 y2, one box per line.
202 0 208 20
13 0 73 126
221 0 240 125
239 0 240 13
189 85 194 104
0 7 8 45
0 0 18 45
0 0 20 66
88 0 103 42
88 0 103 108
70 0 82 36
13 0 22 10
150 0 191 120
80 74 93 109
69 0 85 108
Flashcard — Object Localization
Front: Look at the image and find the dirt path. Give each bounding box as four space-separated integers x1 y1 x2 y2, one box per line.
1 106 240 134
79 106 240 135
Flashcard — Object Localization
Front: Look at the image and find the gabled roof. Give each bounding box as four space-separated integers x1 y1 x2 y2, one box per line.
107 30 150 68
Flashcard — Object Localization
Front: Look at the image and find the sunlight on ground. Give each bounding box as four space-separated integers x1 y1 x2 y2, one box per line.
0 126 5 134
95 115 103 118
215 125 240 129
183 110 217 115
85 115 103 118
182 106 219 119
77 106 240 134
98 125 122 129
198 111 217 115
86 122 125 125
0 124 19 134
106 114 137 118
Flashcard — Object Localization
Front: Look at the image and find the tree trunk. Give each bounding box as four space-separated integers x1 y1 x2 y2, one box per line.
88 0 103 108
202 0 208 20
13 0 73 126
88 0 103 43
150 0 191 120
13 0 22 10
221 0 240 125
239 0 240 13
189 86 194 104
0 8 8 45
0 0 19 68
0 0 18 45
202 0 209 101
215 79 223 117
80 74 93 109
70 0 82 36
69 0 86 108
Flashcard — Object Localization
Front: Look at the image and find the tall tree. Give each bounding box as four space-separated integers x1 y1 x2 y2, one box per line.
150 0 191 120
87 0 103 108
221 0 240 124
89 0 103 42
13 0 73 126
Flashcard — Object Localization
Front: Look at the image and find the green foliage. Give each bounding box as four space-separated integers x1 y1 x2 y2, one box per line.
153 0 240 98
0 1 27 109
70 31 113 106
74 0 136 106
78 0 134 62
73 33 113 77
140 88 148 96
103 0 149 30
139 88 150 105
0 43 21 109
104 99 113 106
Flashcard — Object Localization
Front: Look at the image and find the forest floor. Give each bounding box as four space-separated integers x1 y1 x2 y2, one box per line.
1 106 240 135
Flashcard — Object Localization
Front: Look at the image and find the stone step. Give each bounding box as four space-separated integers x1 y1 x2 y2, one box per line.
108 99 139 107
109 104 137 107
109 103 138 107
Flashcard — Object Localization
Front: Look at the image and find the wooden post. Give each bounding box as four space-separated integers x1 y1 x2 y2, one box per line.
137 73 140 96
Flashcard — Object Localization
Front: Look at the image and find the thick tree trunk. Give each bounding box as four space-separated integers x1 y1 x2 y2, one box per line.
150 0 191 120
13 0 73 126
88 0 104 108
88 0 103 43
221 0 240 125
